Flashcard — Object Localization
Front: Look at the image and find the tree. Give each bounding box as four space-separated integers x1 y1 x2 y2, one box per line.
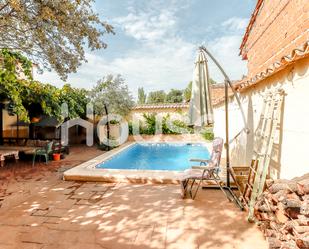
147 90 166 104
59 84 89 119
0 49 88 121
165 89 184 103
184 81 192 102
209 78 217 85
89 74 134 116
138 87 146 104
183 78 217 102
0 0 114 80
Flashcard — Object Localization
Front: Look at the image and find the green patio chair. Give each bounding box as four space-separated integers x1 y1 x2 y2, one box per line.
32 141 53 166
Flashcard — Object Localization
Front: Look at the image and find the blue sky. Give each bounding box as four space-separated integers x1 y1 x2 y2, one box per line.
35 0 256 97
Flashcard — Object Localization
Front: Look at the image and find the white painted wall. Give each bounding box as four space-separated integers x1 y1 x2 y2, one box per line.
213 57 309 180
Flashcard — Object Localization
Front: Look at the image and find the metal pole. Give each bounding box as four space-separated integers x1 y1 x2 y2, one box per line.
200 46 248 130
199 46 246 209
200 46 234 186
224 80 230 187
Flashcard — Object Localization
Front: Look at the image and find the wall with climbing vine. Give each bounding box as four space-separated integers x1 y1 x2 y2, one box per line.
0 49 88 122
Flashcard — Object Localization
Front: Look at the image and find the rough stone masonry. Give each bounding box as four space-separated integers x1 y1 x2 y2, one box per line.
254 176 309 249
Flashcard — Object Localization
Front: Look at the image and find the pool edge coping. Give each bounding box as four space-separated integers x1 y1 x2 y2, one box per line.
63 141 212 184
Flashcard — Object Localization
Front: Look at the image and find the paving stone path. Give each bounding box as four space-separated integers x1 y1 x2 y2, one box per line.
0 146 268 249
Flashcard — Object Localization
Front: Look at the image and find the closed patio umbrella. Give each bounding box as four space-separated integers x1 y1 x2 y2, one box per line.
189 48 214 127
187 46 248 210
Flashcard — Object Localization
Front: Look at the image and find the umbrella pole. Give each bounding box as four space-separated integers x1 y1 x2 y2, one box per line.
200 46 244 210
224 80 230 188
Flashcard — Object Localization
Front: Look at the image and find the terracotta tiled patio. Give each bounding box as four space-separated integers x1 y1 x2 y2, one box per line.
0 146 267 249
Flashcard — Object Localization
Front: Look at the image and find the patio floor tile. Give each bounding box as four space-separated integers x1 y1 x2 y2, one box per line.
0 146 268 249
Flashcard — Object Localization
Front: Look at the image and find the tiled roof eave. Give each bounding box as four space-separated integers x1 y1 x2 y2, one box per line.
235 41 309 91
133 103 190 110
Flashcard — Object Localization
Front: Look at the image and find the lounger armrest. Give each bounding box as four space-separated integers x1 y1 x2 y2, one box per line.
190 159 210 163
191 165 216 170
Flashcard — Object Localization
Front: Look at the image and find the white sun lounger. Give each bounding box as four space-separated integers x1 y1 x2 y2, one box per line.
180 137 225 199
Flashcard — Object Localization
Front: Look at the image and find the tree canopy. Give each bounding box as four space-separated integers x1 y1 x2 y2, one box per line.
165 89 184 103
184 81 192 102
183 78 217 102
89 74 134 117
0 49 88 121
137 87 146 104
0 0 114 80
147 90 166 104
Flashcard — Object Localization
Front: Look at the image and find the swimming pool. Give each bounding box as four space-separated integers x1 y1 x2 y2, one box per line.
96 143 210 171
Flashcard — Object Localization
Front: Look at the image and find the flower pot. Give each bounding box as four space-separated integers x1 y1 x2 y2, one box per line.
31 117 40 123
53 153 61 161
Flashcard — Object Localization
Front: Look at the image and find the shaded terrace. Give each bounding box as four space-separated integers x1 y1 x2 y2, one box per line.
0 145 267 249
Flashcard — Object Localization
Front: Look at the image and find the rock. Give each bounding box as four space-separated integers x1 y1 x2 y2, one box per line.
269 180 298 194
259 204 273 213
299 179 309 195
254 177 309 248
286 207 301 219
297 215 309 226
283 198 302 209
293 226 309 235
297 183 306 196
274 190 290 202
280 240 299 249
276 209 289 224
300 200 309 216
296 234 309 249
267 237 282 249
265 229 278 237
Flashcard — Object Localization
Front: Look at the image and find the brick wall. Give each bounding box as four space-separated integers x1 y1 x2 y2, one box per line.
241 0 309 77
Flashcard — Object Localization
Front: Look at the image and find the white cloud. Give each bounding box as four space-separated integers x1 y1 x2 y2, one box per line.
207 35 247 81
35 6 196 97
222 17 249 31
114 10 176 41
35 6 249 98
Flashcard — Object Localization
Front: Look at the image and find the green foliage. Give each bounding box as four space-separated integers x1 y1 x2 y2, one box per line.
59 84 89 119
201 128 215 141
147 90 166 104
171 119 194 134
89 74 134 116
184 81 192 102
209 78 217 85
141 113 156 135
0 0 114 80
0 49 33 80
137 87 146 104
0 49 88 121
165 89 184 103
108 119 120 125
137 113 193 135
183 78 217 102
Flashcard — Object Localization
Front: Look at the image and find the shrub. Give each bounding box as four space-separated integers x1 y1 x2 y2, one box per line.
128 114 195 135
201 128 214 141
142 113 156 135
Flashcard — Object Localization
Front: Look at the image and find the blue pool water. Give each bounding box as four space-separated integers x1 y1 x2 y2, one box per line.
96 143 210 171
